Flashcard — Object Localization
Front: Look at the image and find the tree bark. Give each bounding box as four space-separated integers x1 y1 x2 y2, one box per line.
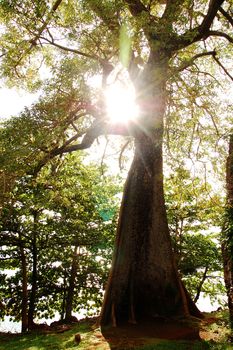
194 266 208 303
222 134 233 328
100 56 202 326
19 233 28 333
65 246 78 322
28 211 38 329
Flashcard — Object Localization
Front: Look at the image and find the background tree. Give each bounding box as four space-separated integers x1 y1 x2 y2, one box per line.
222 135 233 329
0 153 120 331
165 166 225 305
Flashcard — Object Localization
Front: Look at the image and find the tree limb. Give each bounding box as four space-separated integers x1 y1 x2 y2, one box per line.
160 0 185 27
198 0 225 38
57 122 131 155
124 0 153 39
30 0 63 46
173 0 225 50
208 30 233 43
119 140 131 170
175 50 216 73
31 121 133 176
213 54 233 81
40 37 107 64
194 266 208 303
124 0 149 17
219 6 233 27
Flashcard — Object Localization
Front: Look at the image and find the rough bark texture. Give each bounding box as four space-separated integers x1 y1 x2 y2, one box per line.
222 135 233 328
101 131 201 326
100 54 202 327
101 117 201 326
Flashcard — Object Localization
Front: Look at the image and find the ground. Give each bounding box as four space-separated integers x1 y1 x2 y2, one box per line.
0 311 231 350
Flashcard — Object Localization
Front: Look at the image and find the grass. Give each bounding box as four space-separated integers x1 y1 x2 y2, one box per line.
0 323 89 350
0 313 231 350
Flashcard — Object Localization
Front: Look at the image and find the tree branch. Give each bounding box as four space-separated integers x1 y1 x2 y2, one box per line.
173 0 225 50
213 55 233 81
58 122 131 154
198 0 225 38
208 30 233 43
9 0 63 69
31 121 133 176
219 6 233 27
40 37 107 64
30 0 63 46
124 0 153 40
119 140 131 170
160 0 185 27
175 50 216 72
124 0 149 17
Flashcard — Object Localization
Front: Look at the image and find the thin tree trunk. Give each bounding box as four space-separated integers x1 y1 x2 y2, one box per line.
19 233 28 333
28 211 38 329
65 246 78 322
61 277 67 321
194 266 208 303
222 134 233 328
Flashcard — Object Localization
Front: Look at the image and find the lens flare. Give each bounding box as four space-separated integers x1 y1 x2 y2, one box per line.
105 83 139 124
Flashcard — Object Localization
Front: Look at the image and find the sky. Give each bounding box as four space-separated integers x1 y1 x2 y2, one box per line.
0 87 39 120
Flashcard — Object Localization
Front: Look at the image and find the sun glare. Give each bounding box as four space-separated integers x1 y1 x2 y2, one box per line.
105 83 139 124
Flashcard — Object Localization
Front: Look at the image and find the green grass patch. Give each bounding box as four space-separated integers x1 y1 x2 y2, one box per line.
0 323 89 350
0 316 231 350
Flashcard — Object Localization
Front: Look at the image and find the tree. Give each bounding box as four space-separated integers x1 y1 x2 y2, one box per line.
0 201 30 332
0 0 232 327
222 135 233 329
0 154 120 331
165 167 224 304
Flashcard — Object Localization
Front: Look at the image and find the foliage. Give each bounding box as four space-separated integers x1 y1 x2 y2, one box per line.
0 153 121 323
165 166 225 303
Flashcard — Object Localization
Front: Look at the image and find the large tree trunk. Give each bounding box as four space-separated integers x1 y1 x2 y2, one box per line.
100 53 201 327
100 132 201 326
222 135 233 328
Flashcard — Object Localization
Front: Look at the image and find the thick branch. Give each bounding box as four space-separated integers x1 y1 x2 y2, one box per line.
173 0 225 50
161 0 185 26
30 0 63 45
124 0 153 39
208 30 233 43
175 50 216 72
198 0 225 37
124 0 149 17
31 121 133 176
219 6 233 27
57 122 131 154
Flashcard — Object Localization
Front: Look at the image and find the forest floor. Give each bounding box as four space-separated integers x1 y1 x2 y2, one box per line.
0 311 231 350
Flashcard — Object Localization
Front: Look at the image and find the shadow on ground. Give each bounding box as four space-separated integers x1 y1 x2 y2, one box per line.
101 319 207 349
